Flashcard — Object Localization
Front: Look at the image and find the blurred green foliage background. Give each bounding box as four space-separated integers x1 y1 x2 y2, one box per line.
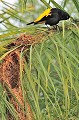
0 0 79 120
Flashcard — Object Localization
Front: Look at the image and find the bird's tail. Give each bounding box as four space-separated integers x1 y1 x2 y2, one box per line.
27 21 34 25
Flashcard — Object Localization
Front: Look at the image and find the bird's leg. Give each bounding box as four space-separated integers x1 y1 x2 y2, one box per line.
56 25 61 31
45 23 51 30
52 25 60 31
53 25 57 30
46 25 51 30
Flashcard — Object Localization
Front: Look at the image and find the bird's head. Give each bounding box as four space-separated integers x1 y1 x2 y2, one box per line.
59 10 70 20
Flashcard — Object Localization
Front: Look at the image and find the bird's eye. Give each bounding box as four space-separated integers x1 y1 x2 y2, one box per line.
67 15 70 19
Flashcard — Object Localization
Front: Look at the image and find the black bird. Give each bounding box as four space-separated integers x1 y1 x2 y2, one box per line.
27 8 70 26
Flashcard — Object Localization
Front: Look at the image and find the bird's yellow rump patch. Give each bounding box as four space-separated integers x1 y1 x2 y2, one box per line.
34 8 51 23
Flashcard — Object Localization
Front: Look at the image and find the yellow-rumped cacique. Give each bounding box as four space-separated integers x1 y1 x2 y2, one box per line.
27 8 70 26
